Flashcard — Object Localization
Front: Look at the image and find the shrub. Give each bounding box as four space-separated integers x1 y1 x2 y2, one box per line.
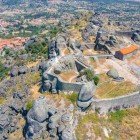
26 100 34 111
26 41 48 59
0 61 10 80
80 68 94 81
93 76 100 85
109 110 128 122
66 93 78 104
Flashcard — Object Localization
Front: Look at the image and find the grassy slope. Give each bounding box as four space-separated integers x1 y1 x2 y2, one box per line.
95 74 137 98
76 108 140 140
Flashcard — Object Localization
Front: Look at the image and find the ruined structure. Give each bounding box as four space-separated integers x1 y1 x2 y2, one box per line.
40 34 140 114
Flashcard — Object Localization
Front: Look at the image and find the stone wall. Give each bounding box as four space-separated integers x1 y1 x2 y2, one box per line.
47 72 83 93
44 55 140 114
92 91 140 114
88 54 114 59
115 31 135 37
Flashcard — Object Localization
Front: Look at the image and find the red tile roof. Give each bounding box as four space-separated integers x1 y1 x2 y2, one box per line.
120 44 138 55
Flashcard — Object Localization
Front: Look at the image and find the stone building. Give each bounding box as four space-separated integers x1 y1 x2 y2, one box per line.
115 44 138 60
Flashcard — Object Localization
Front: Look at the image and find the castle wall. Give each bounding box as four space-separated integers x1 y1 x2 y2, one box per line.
115 31 135 37
43 55 140 114
47 73 83 93
92 91 140 114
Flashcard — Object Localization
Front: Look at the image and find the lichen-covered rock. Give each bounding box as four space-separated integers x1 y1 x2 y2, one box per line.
78 82 96 102
60 126 76 140
28 97 49 123
51 78 57 94
25 97 50 139
18 66 28 75
107 68 119 79
131 32 140 42
48 107 57 116
77 82 96 110
54 67 62 74
61 113 73 124
41 80 52 92
0 114 10 134
10 66 18 77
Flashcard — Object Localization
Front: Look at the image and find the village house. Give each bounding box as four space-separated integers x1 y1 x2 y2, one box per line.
115 44 138 60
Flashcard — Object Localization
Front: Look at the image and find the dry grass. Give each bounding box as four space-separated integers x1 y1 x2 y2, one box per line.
9 117 25 140
61 48 70 56
76 108 140 140
83 49 98 56
6 72 40 96
30 84 72 108
95 74 137 99
27 61 39 68
58 70 78 82
127 51 140 66
0 97 5 104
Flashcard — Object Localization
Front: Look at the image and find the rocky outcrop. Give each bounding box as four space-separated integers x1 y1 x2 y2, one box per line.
48 40 60 59
25 96 76 140
77 82 96 110
131 31 140 42
107 68 119 79
105 35 117 47
0 91 28 140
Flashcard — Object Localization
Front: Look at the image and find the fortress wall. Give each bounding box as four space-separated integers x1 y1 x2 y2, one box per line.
47 73 83 93
115 31 134 37
92 91 140 114
57 80 83 92
75 60 87 72
88 54 114 59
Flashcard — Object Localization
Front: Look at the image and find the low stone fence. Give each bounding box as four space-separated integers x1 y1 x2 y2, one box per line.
115 31 135 37
87 54 114 59
92 91 140 114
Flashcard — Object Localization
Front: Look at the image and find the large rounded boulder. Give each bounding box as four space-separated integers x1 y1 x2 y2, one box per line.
77 82 96 110
107 68 119 79
28 97 49 123
25 97 50 139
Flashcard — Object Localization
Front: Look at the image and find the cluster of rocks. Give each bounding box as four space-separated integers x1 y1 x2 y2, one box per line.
10 64 39 77
81 14 103 42
0 78 16 98
0 71 31 98
24 36 38 49
10 65 28 77
131 31 140 42
0 92 28 140
89 15 103 27
94 29 113 54
82 22 99 41
105 35 117 47
54 56 75 74
25 96 77 140
48 40 60 59
68 38 82 52
41 73 58 94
